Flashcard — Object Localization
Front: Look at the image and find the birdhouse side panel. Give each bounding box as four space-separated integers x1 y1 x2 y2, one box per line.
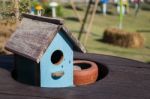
15 54 39 86
40 32 73 87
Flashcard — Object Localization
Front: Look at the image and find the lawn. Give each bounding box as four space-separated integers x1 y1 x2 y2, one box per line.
0 2 150 63
62 3 150 63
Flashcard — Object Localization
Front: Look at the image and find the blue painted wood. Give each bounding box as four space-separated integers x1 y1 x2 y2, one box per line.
40 32 73 88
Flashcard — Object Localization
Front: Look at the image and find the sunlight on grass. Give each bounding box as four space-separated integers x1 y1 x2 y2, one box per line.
62 3 150 62
0 2 149 62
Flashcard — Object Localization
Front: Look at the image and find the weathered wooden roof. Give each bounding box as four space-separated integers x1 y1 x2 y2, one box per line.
5 14 86 63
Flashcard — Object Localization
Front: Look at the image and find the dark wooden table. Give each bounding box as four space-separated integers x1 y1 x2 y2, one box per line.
0 52 150 99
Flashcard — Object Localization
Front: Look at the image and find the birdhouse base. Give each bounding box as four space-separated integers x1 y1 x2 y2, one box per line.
11 54 108 88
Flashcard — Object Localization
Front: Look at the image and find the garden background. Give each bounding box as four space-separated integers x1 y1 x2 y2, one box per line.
0 0 150 63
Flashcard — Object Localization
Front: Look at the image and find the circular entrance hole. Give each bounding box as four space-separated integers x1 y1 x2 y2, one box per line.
51 50 64 65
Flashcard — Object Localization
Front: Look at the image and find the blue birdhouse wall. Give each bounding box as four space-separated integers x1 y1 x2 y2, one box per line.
40 32 73 87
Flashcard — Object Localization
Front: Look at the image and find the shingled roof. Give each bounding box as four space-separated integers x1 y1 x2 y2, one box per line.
5 14 86 63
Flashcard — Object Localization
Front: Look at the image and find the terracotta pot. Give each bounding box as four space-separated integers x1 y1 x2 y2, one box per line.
73 60 98 86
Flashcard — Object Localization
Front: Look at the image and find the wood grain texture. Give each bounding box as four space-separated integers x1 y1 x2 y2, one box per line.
5 18 59 63
22 13 64 25
5 14 86 63
0 94 49 99
0 53 150 99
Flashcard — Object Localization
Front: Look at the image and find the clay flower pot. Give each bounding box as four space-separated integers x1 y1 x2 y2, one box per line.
73 60 98 86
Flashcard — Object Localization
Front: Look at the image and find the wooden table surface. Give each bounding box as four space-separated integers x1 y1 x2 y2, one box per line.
0 52 150 99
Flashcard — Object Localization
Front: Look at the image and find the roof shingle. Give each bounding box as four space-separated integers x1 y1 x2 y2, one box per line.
5 14 86 63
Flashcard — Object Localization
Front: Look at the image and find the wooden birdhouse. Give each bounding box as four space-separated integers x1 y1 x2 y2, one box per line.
5 14 86 88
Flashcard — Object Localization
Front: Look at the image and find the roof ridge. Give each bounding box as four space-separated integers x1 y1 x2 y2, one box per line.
22 13 64 25
5 14 86 63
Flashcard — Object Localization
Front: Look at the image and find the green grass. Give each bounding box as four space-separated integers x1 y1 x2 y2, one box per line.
0 2 149 63
62 3 150 63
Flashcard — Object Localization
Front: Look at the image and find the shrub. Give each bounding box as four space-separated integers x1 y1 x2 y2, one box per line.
0 21 16 54
102 28 145 48
19 0 31 14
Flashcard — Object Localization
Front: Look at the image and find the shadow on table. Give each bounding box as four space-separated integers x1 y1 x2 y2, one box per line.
0 55 14 71
147 62 150 65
